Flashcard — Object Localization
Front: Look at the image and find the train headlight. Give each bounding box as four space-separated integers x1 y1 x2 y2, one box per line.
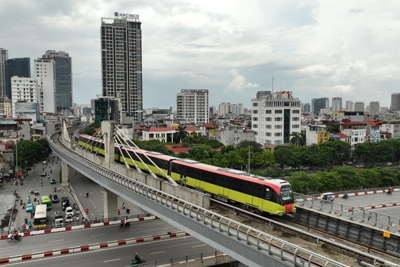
278 212 284 216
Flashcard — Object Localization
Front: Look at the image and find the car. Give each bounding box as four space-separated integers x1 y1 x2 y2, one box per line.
25 203 34 212
65 206 74 217
50 178 56 184
319 192 335 202
43 161 47 165
41 171 46 177
65 214 73 223
51 194 59 203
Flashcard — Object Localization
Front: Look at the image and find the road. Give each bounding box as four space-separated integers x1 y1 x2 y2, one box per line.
0 220 179 258
3 236 214 267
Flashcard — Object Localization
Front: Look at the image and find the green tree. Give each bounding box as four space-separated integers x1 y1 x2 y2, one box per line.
236 140 263 153
289 132 306 146
188 145 212 161
175 125 188 144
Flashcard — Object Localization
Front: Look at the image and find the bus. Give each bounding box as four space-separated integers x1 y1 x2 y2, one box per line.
41 195 52 210
33 204 47 229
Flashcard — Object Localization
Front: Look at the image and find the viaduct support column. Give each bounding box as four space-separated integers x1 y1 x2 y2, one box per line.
61 161 69 186
103 187 118 220
101 120 116 169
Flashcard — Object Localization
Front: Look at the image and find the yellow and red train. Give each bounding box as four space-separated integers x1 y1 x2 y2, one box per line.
79 134 296 216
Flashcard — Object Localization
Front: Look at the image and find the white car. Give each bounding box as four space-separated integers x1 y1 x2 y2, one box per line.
65 214 73 223
65 206 74 217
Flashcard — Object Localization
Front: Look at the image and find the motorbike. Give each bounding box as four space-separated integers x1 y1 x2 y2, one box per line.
120 221 131 228
386 190 392 195
8 235 21 242
342 194 348 199
131 258 145 265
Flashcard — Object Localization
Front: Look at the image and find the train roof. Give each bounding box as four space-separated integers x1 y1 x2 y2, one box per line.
80 134 104 143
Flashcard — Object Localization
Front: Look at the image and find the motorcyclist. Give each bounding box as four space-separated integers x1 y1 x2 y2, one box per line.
134 252 143 263
387 187 392 195
342 192 348 199
121 217 126 226
12 230 20 240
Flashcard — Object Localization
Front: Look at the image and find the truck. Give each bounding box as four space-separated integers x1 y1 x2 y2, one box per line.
54 211 64 227
61 196 70 211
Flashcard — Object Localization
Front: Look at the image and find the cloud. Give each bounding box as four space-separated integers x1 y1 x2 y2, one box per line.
228 69 259 92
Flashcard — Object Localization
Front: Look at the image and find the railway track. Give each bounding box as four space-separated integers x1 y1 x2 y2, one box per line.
210 199 400 267
53 133 399 266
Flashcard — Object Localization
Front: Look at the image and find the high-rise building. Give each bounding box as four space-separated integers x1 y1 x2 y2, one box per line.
251 91 301 146
176 89 209 125
42 50 72 113
311 97 329 115
369 101 380 116
11 76 38 117
354 102 365 112
345 101 355 111
391 93 400 111
34 58 56 113
0 96 12 117
0 48 8 97
5 57 30 100
101 13 143 123
302 103 311 113
332 97 342 112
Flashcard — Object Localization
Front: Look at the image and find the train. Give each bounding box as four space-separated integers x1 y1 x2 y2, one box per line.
78 134 296 216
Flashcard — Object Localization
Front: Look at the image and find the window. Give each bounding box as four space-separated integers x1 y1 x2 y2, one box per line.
275 117 282 121
253 103 258 107
266 117 272 121
252 124 258 128
274 132 282 137
265 110 272 114
292 125 300 128
266 132 271 136
292 117 299 121
275 110 282 114
265 125 271 129
292 110 300 114
253 117 258 121
253 110 258 114
275 125 282 129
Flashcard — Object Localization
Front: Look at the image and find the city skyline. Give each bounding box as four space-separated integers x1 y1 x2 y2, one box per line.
2 1 400 109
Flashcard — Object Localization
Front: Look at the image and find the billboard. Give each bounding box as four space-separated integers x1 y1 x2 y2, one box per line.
15 102 38 113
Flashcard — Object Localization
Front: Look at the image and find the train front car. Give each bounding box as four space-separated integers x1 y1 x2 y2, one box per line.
269 179 296 215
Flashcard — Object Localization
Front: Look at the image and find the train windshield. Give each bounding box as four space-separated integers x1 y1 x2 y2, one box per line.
280 185 293 203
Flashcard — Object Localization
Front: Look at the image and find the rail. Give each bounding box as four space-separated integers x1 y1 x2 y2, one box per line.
48 132 347 267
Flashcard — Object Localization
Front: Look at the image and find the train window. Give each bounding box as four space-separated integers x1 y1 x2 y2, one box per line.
265 187 272 200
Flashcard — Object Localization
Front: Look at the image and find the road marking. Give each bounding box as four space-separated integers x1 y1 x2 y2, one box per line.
150 251 165 255
104 258 121 263
192 244 206 248
91 234 105 237
0 246 17 250
48 239 64 243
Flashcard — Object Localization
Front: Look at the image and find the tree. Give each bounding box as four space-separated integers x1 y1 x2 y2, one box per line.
236 140 263 153
290 132 306 146
175 125 188 144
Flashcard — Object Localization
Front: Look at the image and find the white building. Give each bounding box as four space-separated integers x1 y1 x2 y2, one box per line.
331 97 342 112
11 76 38 117
176 89 209 125
354 102 365 112
34 58 56 113
380 123 400 139
345 101 355 111
340 121 367 147
251 91 301 146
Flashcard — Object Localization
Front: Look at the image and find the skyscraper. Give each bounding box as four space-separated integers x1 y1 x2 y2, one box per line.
34 58 56 113
311 97 329 115
5 57 30 100
346 101 355 111
391 93 400 111
101 12 143 123
331 97 342 112
42 50 72 113
354 102 365 112
176 89 209 125
0 48 8 97
369 101 380 116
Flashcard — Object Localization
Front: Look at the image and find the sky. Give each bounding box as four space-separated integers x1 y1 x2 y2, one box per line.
1 0 400 110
